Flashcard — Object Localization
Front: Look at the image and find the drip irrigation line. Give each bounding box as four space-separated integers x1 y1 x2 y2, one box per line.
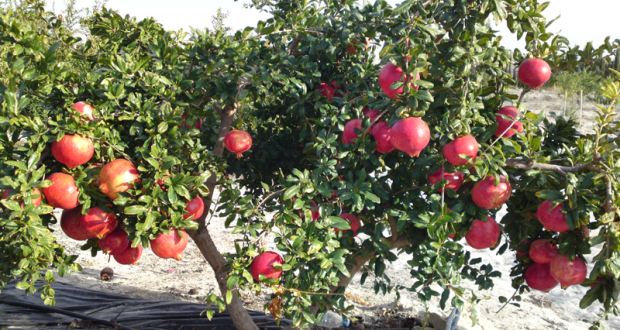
0 299 138 330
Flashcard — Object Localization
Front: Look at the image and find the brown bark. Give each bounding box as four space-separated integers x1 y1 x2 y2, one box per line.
187 104 259 330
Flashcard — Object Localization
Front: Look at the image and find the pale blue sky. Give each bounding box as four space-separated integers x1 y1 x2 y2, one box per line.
50 0 620 51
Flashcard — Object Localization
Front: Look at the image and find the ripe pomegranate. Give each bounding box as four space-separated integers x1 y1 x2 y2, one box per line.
529 239 558 264
428 168 464 192
184 196 204 220
251 252 284 281
518 58 551 89
42 172 80 210
113 244 142 265
51 134 95 168
516 239 532 257
443 135 479 166
60 207 96 241
181 114 203 129
346 38 369 55
317 82 335 100
536 201 569 232
389 117 430 157
150 229 188 261
371 121 394 153
98 159 140 199
550 254 587 289
71 101 95 121
525 262 559 292
342 119 364 145
471 175 512 209
224 130 252 158
98 227 130 255
80 207 118 239
1 188 42 207
464 216 500 250
379 62 420 99
364 109 381 124
335 213 362 237
494 106 524 138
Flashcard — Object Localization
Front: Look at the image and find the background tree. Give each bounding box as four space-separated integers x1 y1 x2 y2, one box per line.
1 1 619 330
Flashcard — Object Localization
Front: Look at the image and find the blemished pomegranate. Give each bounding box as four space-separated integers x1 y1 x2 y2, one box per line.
150 229 188 261
529 239 558 264
379 62 420 99
443 135 479 166
494 106 524 138
389 117 430 157
550 254 587 289
371 121 394 153
471 175 512 209
428 168 464 192
342 119 364 145
1 188 42 207
224 130 252 158
113 244 142 265
71 101 95 121
60 207 96 241
80 207 118 239
42 172 80 210
516 239 532 257
184 196 204 220
518 58 551 89
51 134 95 168
464 216 500 250
525 262 559 292
98 159 140 200
335 213 362 236
98 227 130 255
250 251 284 281
536 201 569 232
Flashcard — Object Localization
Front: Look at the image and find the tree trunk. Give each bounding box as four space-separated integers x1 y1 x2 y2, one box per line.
186 104 259 330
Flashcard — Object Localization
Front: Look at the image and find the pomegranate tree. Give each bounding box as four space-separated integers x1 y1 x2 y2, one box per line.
1 1 619 329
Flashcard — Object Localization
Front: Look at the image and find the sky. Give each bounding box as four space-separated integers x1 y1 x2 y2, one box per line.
48 0 620 51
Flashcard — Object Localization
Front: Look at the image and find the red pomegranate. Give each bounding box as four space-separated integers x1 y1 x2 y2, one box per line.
443 135 479 166
494 106 524 138
371 121 394 153
184 196 204 220
150 229 188 261
335 213 362 237
536 201 569 232
1 188 42 207
71 101 95 121
529 239 558 264
342 119 364 145
224 130 252 158
98 227 130 255
251 251 284 281
389 117 430 157
181 114 203 129
518 58 551 89
42 172 80 210
113 244 142 265
51 134 95 168
464 216 500 250
582 225 590 238
550 254 587 289
79 207 118 239
379 62 420 99
516 239 532 257
471 175 512 209
428 168 464 192
317 82 335 100
60 207 96 241
525 262 559 292
364 109 381 124
98 159 140 200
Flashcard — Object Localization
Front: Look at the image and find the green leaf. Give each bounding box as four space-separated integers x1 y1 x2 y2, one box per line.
225 290 232 304
416 90 434 102
535 190 564 201
283 185 300 200
227 274 239 290
328 216 351 230
124 205 148 215
157 122 168 133
16 281 30 290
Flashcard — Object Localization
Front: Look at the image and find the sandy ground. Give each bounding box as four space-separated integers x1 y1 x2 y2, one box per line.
46 89 619 330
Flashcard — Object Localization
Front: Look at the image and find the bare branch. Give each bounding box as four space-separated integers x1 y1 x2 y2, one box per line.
505 158 602 176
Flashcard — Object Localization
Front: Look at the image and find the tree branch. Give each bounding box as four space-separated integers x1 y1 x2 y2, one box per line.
505 158 602 176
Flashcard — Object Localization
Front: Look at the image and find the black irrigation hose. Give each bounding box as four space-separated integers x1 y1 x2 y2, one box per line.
0 299 139 330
